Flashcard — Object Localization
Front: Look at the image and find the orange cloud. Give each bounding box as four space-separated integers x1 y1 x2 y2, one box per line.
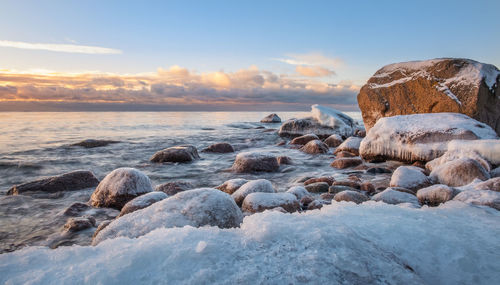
296 65 336 77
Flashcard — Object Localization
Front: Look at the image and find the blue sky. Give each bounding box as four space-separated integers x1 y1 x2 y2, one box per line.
0 0 499 110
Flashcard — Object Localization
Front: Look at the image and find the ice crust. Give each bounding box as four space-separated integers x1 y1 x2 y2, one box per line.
1 202 500 284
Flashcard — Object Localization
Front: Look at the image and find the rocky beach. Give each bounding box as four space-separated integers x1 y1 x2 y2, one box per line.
1 58 500 284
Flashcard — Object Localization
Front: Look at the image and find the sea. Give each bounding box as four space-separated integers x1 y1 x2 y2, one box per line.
0 111 362 253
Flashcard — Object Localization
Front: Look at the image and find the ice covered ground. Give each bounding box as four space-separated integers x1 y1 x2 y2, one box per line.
1 201 499 285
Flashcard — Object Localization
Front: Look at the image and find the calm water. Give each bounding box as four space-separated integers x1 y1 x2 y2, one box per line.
0 111 363 252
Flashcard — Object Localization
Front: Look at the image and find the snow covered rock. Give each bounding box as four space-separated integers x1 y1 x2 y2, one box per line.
93 188 243 244
202 142 234 153
330 157 363 169
118 191 168 217
286 186 310 200
334 190 369 204
260 113 281 123
357 58 500 134
324 134 343 147
300 139 329 154
232 152 279 173
90 168 153 210
311 104 355 137
155 181 193 195
242 192 300 213
232 179 276 206
305 182 330 193
278 118 337 139
446 139 500 166
417 184 457 206
359 113 498 163
473 177 500 192
7 170 99 195
334 136 362 155
453 190 500 210
290 134 319 145
150 145 200 163
216 178 248 195
426 149 491 172
372 188 419 205
430 158 490 187
390 166 432 192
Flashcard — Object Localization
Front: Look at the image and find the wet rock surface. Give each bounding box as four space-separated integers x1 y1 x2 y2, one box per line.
7 170 99 195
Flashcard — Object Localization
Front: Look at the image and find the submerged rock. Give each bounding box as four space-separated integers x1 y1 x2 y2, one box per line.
202 143 234 153
260 113 281 123
90 168 153 210
118 191 168 217
430 158 490 187
70 139 119 148
232 179 276 206
150 145 200 163
390 166 432 192
359 113 498 163
155 181 193 195
216 179 248 195
417 184 457 206
453 190 500 210
232 152 279 173
7 170 99 195
242 192 300 213
323 134 344 147
334 137 362 156
334 190 369 204
301 140 329 154
92 188 243 244
330 157 363 169
290 134 319 145
63 202 91 216
357 58 500 134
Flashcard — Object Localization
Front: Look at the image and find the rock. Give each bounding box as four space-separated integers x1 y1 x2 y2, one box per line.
417 184 457 206
357 58 500 134
430 158 490 187
260 113 281 123
366 167 392 174
330 157 363 169
63 216 96 232
242 192 300 213
491 167 500 178
329 185 358 194
426 149 491 172
334 190 369 204
63 202 90 216
389 187 416 195
473 177 500 192
324 134 343 147
453 190 500 210
372 188 419 205
354 129 366 138
359 113 498 163
118 191 168 217
304 182 329 193
232 152 279 173
320 193 335 201
92 189 243 244
232 179 275 206
7 170 99 195
307 200 324 210
216 179 248 195
310 104 355 137
286 186 310 200
290 134 319 145
90 168 153 210
332 181 361 189
390 166 432 192
334 137 362 156
301 140 329 154
150 145 200 163
278 118 337 139
155 181 193 195
300 196 315 207
446 139 500 166
304 177 335 186
92 220 112 239
70 139 119 148
202 143 234 153
335 151 356 158
360 182 376 194
277 156 293 165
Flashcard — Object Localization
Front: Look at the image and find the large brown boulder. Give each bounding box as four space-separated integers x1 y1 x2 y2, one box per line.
232 152 279 173
357 58 500 134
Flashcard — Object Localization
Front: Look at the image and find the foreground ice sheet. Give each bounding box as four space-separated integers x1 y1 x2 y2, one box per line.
1 201 500 285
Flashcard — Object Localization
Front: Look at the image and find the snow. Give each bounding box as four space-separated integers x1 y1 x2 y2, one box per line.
93 188 243 245
447 140 500 166
390 166 431 191
372 188 420 206
242 192 299 213
2 202 500 284
453 190 500 210
286 186 310 200
425 148 491 172
311 104 354 137
359 113 498 162
334 136 362 154
232 179 276 206
93 168 153 196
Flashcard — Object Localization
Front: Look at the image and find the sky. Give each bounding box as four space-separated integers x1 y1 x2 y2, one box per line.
0 0 499 111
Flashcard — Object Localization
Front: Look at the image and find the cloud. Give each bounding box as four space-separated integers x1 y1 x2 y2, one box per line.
295 65 336 77
0 40 122 54
275 52 342 68
0 66 360 110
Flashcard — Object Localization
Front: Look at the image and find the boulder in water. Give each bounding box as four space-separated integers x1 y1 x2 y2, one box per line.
232 179 276 206
260 113 281 123
330 157 363 169
323 134 343 147
216 178 248 195
300 140 329 154
290 134 319 145
242 192 300 213
334 190 369 204
70 139 119 148
150 145 200 163
155 181 193 195
202 143 234 153
7 170 99 195
334 137 362 156
232 152 279 173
